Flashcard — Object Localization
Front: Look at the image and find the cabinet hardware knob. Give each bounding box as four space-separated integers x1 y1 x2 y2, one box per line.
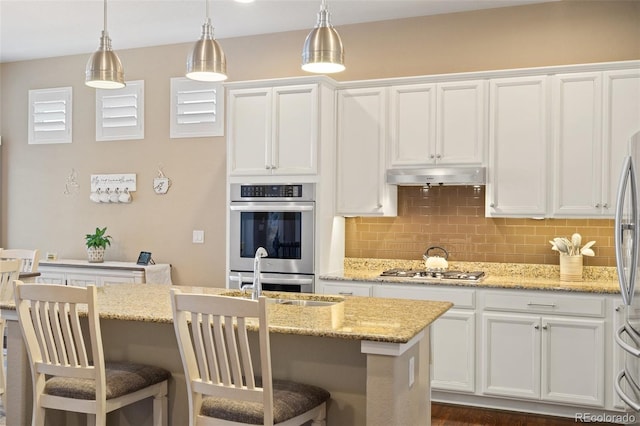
534 325 540 330
376 204 383 209
603 203 609 208
595 203 601 208
616 306 622 312
430 154 435 159
490 203 495 208
542 325 548 330
436 154 441 159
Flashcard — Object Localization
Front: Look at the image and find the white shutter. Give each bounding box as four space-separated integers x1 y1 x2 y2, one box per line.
170 77 224 138
96 80 144 141
28 87 72 144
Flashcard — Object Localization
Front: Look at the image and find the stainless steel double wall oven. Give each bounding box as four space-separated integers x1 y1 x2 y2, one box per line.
229 183 315 293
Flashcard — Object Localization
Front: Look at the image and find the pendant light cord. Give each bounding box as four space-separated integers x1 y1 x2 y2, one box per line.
103 0 108 32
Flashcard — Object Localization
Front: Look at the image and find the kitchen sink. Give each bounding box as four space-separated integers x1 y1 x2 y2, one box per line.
268 298 339 307
221 290 344 305
220 290 345 329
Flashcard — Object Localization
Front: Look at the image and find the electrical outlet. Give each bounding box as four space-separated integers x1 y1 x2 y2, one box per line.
192 230 205 244
409 356 415 388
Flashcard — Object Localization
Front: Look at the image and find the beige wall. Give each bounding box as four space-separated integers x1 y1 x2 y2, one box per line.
1 1 639 286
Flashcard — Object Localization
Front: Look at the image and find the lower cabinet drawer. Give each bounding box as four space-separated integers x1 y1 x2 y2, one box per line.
374 284 475 308
483 291 605 317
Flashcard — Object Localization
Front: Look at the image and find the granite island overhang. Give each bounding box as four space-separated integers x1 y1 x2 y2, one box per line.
1 284 452 426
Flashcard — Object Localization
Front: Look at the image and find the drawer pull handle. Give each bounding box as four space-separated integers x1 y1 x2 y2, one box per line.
338 291 353 296
527 302 556 308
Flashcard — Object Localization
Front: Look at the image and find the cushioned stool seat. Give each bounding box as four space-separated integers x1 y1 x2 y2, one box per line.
201 378 330 424
45 362 171 400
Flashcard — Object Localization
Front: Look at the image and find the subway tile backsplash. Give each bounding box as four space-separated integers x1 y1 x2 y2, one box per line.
345 186 615 267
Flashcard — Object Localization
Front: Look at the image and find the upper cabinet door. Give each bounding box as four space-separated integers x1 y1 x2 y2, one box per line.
487 76 548 217
228 84 320 177
336 87 397 216
272 85 319 175
388 80 486 167
551 72 603 217
603 69 640 213
389 83 436 167
436 80 486 165
228 87 272 176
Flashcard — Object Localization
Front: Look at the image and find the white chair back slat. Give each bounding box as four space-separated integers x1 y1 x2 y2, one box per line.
48 302 69 365
211 315 232 386
30 301 54 364
190 313 211 383
69 303 90 366
237 317 256 389
201 314 220 384
224 314 245 388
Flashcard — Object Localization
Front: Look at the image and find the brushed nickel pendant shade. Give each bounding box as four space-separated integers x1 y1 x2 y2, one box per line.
186 0 227 82
302 0 345 74
85 0 125 89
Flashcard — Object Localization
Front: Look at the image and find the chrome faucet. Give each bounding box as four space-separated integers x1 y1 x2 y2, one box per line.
242 247 268 300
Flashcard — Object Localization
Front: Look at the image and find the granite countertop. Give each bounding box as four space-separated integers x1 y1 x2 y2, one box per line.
0 284 452 344
319 258 621 294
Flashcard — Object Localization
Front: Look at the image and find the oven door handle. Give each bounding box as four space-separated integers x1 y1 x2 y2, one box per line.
230 205 314 212
615 369 640 411
616 324 640 357
229 274 314 286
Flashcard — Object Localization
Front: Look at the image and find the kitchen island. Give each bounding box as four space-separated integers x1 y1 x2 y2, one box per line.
1 284 451 426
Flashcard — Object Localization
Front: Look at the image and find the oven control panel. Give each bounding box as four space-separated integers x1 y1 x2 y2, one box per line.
240 184 302 198
232 183 315 201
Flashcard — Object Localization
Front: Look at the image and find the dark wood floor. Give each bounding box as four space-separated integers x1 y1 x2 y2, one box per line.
432 402 621 425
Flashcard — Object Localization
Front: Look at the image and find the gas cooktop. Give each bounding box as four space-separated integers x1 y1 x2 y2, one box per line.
379 268 485 281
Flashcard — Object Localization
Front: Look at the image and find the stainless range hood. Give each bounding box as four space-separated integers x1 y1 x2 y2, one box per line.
386 167 486 186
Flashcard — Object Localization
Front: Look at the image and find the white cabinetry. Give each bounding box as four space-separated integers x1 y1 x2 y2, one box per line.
551 72 604 216
36 260 165 287
374 284 476 393
228 84 319 177
486 76 548 217
602 69 640 214
336 87 397 216
389 80 486 167
481 291 605 407
552 68 640 217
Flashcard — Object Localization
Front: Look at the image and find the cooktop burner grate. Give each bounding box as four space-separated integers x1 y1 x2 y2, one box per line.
379 269 485 281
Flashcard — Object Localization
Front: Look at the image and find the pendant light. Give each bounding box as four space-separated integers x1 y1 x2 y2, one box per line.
85 0 125 89
186 0 227 82
301 0 345 74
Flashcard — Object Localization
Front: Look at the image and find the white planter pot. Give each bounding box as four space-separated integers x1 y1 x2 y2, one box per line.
87 247 105 263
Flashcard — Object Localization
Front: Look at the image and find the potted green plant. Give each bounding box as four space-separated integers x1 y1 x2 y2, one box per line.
85 227 112 263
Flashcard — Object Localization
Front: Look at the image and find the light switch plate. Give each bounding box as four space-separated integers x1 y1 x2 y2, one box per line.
192 230 204 244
